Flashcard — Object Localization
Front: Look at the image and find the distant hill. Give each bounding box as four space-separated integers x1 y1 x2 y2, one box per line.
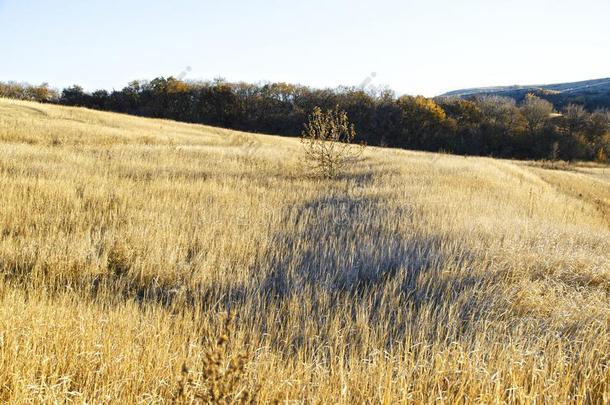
441 78 610 110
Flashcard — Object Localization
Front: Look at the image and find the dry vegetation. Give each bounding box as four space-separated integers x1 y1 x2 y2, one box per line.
1 97 610 403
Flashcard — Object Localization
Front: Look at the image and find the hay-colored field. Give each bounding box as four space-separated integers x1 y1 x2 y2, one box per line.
1 98 610 404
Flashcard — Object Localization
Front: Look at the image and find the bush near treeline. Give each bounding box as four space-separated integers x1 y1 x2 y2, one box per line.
2 78 609 162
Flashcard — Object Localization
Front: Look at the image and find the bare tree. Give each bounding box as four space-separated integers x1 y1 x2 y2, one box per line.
521 93 554 134
301 106 364 178
563 104 588 137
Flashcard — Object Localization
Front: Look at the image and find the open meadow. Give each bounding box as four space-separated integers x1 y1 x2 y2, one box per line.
1 98 610 403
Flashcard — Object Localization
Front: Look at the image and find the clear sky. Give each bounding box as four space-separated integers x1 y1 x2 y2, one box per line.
1 0 609 96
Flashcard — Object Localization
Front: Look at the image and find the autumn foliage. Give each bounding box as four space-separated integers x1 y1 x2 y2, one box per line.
1 78 609 162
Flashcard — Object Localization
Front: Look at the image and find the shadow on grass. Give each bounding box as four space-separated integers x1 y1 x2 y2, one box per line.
1 170 495 351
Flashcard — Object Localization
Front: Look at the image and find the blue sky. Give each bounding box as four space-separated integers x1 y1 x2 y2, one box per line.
1 0 609 96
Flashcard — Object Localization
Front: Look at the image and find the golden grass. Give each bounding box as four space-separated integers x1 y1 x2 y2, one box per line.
1 97 610 403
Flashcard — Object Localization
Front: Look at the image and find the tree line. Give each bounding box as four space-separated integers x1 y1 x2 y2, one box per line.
1 78 609 162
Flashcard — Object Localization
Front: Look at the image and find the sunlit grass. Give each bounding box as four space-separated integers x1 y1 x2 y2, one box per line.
1 97 610 403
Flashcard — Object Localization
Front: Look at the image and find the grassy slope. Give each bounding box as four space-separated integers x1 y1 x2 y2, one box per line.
1 98 610 403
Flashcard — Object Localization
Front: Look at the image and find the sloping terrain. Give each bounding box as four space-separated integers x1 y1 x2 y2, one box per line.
442 77 610 110
1 98 610 403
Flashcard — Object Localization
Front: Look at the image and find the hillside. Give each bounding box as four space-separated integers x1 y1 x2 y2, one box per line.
1 98 610 403
442 77 610 110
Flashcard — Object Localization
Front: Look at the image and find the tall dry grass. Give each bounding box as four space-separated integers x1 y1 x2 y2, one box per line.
1 97 610 403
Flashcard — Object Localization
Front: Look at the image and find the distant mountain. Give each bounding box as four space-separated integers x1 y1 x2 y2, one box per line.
441 78 610 111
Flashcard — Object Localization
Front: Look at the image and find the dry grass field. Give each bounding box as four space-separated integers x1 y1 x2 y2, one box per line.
1 97 610 403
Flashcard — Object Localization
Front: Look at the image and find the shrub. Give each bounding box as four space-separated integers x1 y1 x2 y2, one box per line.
300 106 364 178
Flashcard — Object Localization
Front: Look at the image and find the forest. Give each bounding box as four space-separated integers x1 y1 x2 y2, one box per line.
1 78 609 162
